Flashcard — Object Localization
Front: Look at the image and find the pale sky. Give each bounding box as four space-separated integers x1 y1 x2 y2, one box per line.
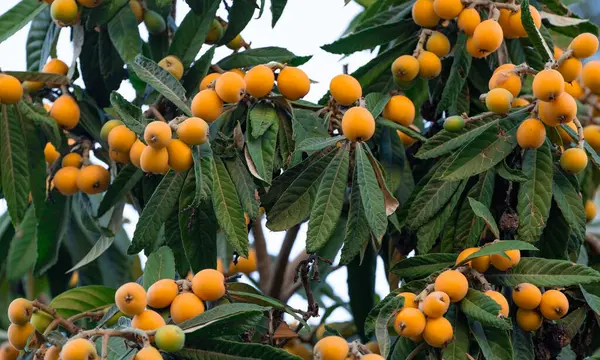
0 0 391 324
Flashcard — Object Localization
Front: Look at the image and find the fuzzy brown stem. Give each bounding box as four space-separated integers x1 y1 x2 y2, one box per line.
461 0 519 11
33 300 81 335
412 30 432 57
252 219 271 293
269 224 301 298
573 117 585 149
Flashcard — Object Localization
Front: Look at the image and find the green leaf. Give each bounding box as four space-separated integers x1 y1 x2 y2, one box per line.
143 246 176 289
67 236 114 274
390 338 417 360
217 47 310 70
436 33 472 115
246 108 278 185
538 202 570 259
468 197 500 239
321 19 417 55
97 165 144 218
542 11 598 38
347 242 376 342
517 143 553 243
0 0 47 44
176 339 302 360
129 54 192 116
485 257 600 287
306 146 350 253
296 136 346 153
512 328 535 360
356 143 387 241
580 284 600 316
249 102 277 138
552 167 586 244
270 0 287 27
497 160 528 182
376 296 403 358
218 0 257 46
365 92 391 119
179 302 268 332
459 240 538 264
35 191 70 276
107 5 142 62
191 143 213 206
169 1 220 67
85 0 129 27
1 105 30 227
6 207 37 281
470 321 514 360
556 307 586 340
183 46 216 97
521 0 553 62
18 99 61 148
391 253 457 280
340 167 371 265
377 118 427 141
443 305 470 360
49 285 115 318
109 92 145 136
128 171 186 255
460 289 512 330
228 290 308 328
95 337 133 360
26 8 56 71
224 156 259 220
212 157 249 257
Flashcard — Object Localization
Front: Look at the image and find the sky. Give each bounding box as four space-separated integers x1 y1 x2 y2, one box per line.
0 0 390 324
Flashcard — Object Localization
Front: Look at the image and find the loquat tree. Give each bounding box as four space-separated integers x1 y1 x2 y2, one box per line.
2 0 600 359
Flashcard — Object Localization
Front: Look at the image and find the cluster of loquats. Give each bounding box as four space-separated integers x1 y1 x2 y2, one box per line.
311 335 384 360
47 145 110 196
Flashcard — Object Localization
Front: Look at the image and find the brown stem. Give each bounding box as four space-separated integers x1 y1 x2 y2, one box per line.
252 219 271 293
33 300 81 335
412 29 432 57
280 250 308 302
210 64 226 74
406 342 427 360
269 224 301 298
461 0 519 11
573 117 585 149
101 335 109 360
68 310 107 324
585 235 600 254
553 48 574 70
148 105 167 123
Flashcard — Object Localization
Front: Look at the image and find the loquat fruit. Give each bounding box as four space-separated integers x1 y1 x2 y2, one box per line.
508 6 541 38
485 88 513 114
147 279 178 309
426 31 451 58
484 290 509 317
393 307 426 337
23 80 44 93
329 74 362 106
396 125 420 147
423 317 453 348
167 139 193 172
110 149 130 164
457 8 481 36
533 69 565 101
421 291 450 318
558 57 582 83
231 68 246 77
396 292 418 308
44 345 61 360
129 140 146 169
170 292 205 324
516 308 543 331
383 95 415 126
115 282 147 316
134 346 162 360
564 80 584 100
539 290 569 320
144 10 166 34
490 249 521 271
176 117 210 145
412 0 440 28
140 146 170 174
583 60 600 94
245 65 275 98
516 118 546 150
433 0 463 20
512 97 530 107
30 311 53 333
313 336 349 360
455 247 490 272
130 0 144 23
277 66 311 101
538 92 577 126
0 341 19 360
132 309 166 331
42 59 69 88
497 9 518 39
108 125 137 152
205 19 224 44
76 165 110 194
391 55 420 82
586 200 597 223
0 74 23 105
443 115 465 132
362 354 384 360
7 323 34 350
53 167 80 195
512 283 542 310
569 33 599 59
365 341 380 355
51 0 79 26
50 95 80 130
554 46 564 60
229 249 257 274
215 71 246 103
191 89 223 122
466 36 490 58
62 152 83 168
144 121 172 149
8 298 33 325
473 19 504 53
77 0 102 8
227 34 244 51
557 121 577 144
284 339 312 360
489 64 521 97
199 73 220 91
192 269 226 301
341 107 375 142
417 51 442 79
100 119 124 141
61 339 98 360
155 325 186 352
434 270 468 302
158 56 184 81
560 147 588 174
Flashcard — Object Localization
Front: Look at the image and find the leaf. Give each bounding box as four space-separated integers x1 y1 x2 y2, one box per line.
183 47 216 98
18 99 61 148
176 339 301 360
224 157 259 219
512 328 535 360
180 302 269 332
296 136 346 153
485 257 600 287
552 167 586 245
538 202 570 259
128 171 186 255
376 296 403 358
347 242 376 342
169 1 220 67
321 19 417 55
249 102 277 138
227 290 308 327
365 92 391 119
459 240 539 264
442 305 470 360
377 119 427 141
541 11 598 38
6 207 37 280
107 6 142 62
306 146 350 253
143 246 176 289
469 321 514 360
26 8 56 71
85 0 129 27
128 55 192 116
460 289 512 330
191 143 213 206
97 165 144 218
212 157 249 257
390 338 417 360
497 160 528 182
436 33 472 115
218 0 257 46
246 108 278 185
356 143 387 241
35 191 70 276
270 0 287 27
49 285 115 318
391 253 457 280
556 307 586 339
340 168 372 265
520 0 553 62
517 143 553 243
580 284 600 316
468 197 500 239
0 0 47 45
217 47 310 69
95 337 133 360
109 92 145 136
67 236 114 273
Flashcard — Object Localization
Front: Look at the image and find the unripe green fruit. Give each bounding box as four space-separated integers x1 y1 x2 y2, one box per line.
205 19 224 44
144 10 167 35
155 325 185 352
31 311 54 333
443 116 465 132
100 119 125 141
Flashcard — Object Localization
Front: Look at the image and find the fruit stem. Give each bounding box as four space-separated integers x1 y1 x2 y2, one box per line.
415 284 435 303
552 48 574 70
32 300 82 335
101 334 109 360
210 64 226 74
461 0 519 12
148 105 167 123
573 117 585 149
412 29 432 57
405 342 427 360
511 63 538 76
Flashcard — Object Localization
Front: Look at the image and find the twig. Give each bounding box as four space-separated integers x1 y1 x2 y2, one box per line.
412 30 432 57
269 224 301 298
406 342 427 360
252 219 271 293
461 0 519 11
101 335 109 360
68 310 107 324
585 234 600 254
553 48 575 70
148 105 167 123
34 300 81 335
573 117 585 149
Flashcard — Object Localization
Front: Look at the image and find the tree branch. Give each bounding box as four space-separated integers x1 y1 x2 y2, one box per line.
269 224 301 298
252 219 271 292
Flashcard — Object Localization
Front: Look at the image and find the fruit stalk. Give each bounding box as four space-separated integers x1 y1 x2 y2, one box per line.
461 0 519 11
573 117 585 149
32 300 81 335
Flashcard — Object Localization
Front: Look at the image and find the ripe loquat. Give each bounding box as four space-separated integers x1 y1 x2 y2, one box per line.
421 291 450 318
484 290 509 317
245 65 275 98
391 55 420 83
539 290 569 320
397 292 418 308
362 354 384 360
433 0 463 20
215 71 246 103
132 309 166 331
412 0 440 28
512 97 530 107
176 117 210 145
44 345 61 360
434 270 468 302
313 336 349 360
144 10 166 34
115 282 147 316
158 56 184 81
426 31 451 58
191 89 223 123
77 0 102 8
54 167 80 195
155 325 186 352
509 6 541 38
50 95 80 130
466 36 490 58
7 323 34 350
485 88 513 114
557 121 577 144
586 200 597 223
423 317 453 348
512 283 542 310
538 92 577 126
517 308 543 331
140 146 170 174
192 269 226 301
560 147 588 174
200 73 221 91
393 308 426 337
108 125 137 152
229 249 257 274
134 346 162 360
489 64 521 97
129 140 146 169
473 19 503 53
569 33 599 59
490 249 521 271
564 80 584 100
0 75 23 105
8 298 33 326
170 293 205 324
498 9 518 39
100 119 124 141
329 74 362 106
516 118 546 150
558 57 582 83
51 0 79 26
167 139 193 172
144 121 172 149
341 107 375 142
41 59 69 88
455 247 490 272
457 8 481 36
365 341 380 355
130 0 144 23
417 51 442 79
76 165 110 194
62 152 82 168
277 67 311 101
0 341 19 360
383 95 415 126
110 149 130 164
147 279 178 309
61 339 98 360
583 60 600 94
396 125 420 147
532 69 565 101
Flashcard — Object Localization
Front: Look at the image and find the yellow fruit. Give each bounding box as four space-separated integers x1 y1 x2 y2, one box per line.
365 341 380 355
144 121 172 149
23 80 44 93
396 125 420 147
485 88 513 114
473 19 504 53
132 309 166 331
7 323 34 350
466 36 490 58
412 0 440 28
147 279 178 309
417 51 442 79
277 67 311 101
50 95 80 130
540 290 569 320
51 0 79 25
426 31 451 58
423 317 453 348
231 68 245 77
313 336 349 360
583 60 600 94
100 119 124 141
245 65 275 98
434 270 468 302
77 0 102 8
192 269 226 301
227 34 244 51
508 7 541 38
170 293 205 324
533 69 565 101
341 107 375 142
54 167 80 195
569 33 599 59
140 146 169 174
554 46 564 60
393 308 426 337
586 200 597 223
229 249 257 274
158 56 184 81
498 9 518 39
433 0 463 20
391 55 420 82
329 74 362 106
205 19 223 44
484 290 509 317
42 59 69 88
284 339 312 360
215 71 246 103
76 165 110 194
130 0 144 23
558 57 582 83
167 139 193 172
61 339 97 360
362 354 384 360
176 117 210 145
0 342 19 360
0 74 23 105
517 309 543 331
564 80 584 100
110 149 129 164
144 10 166 34
560 147 588 174
397 292 418 308
30 311 53 333
455 247 490 273
199 73 221 91
557 121 577 144
8 298 33 325
490 249 521 271
457 8 480 36
62 152 82 168
134 347 162 360
539 93 577 127
44 345 61 360
155 325 186 352
489 64 521 97
383 95 415 126
191 89 223 122
421 291 450 318
129 140 145 168
512 98 530 107
115 282 147 316
517 118 546 150
108 125 137 152
512 283 542 310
